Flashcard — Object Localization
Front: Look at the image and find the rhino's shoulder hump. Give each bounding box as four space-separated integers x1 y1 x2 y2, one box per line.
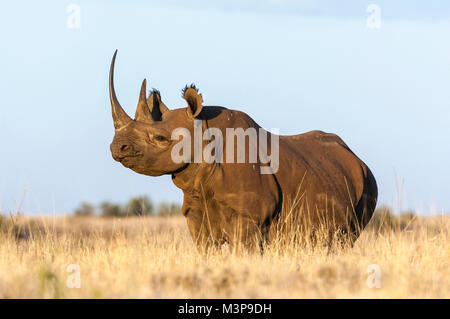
302 130 349 148
202 106 261 128
197 106 228 120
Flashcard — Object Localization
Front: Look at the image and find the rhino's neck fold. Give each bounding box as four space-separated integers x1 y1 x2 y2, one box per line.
171 162 216 193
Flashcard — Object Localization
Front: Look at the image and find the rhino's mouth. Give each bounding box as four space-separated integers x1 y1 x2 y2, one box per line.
119 155 141 168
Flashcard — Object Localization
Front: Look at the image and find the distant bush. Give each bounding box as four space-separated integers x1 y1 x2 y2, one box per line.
157 202 182 216
125 196 154 216
74 197 181 218
0 215 43 239
100 201 124 218
366 205 416 231
0 215 9 232
74 202 95 217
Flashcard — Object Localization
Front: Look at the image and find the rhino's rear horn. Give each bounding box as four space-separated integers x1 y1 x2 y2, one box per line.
109 50 132 129
135 79 154 123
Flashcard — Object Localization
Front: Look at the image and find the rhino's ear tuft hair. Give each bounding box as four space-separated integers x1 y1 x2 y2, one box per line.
150 88 161 97
147 89 169 121
183 84 203 119
181 83 199 96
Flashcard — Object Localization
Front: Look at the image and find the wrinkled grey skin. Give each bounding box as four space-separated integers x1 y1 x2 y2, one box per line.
109 51 378 252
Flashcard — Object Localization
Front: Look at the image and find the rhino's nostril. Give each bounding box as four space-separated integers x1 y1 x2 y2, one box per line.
121 145 129 152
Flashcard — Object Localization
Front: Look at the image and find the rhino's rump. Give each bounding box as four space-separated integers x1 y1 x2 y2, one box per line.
275 130 372 230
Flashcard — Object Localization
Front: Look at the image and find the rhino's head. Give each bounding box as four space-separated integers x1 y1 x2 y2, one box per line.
108 51 203 176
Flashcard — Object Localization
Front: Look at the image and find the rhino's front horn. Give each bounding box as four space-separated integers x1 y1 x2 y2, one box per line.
109 50 132 129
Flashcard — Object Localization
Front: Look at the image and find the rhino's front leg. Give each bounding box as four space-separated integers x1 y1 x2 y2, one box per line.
226 214 264 252
184 208 225 253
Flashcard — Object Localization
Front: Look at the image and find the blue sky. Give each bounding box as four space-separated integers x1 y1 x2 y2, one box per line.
0 1 449 214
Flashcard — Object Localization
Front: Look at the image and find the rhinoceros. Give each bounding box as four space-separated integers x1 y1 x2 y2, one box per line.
108 51 378 251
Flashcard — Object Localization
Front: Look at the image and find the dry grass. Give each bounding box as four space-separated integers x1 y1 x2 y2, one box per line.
0 212 449 298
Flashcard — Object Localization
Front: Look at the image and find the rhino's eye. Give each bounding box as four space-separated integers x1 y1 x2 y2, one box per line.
155 135 168 142
148 132 169 146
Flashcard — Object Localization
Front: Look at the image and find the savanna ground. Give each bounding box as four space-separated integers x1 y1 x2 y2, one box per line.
0 209 448 298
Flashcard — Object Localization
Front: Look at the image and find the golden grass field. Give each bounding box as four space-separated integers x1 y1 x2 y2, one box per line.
0 211 449 298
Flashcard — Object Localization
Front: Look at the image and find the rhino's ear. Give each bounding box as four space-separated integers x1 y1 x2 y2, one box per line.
183 84 203 119
135 79 154 123
147 89 169 121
